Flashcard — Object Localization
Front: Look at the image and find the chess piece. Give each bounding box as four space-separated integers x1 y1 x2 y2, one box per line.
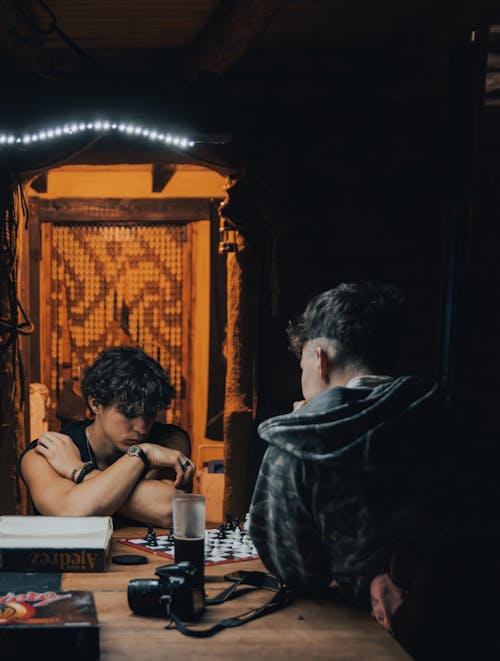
145 526 158 547
243 513 250 532
231 537 243 551
204 533 212 559
217 523 227 539
238 540 252 556
225 512 235 531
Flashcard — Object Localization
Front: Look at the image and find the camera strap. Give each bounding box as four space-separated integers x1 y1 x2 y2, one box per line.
164 570 293 638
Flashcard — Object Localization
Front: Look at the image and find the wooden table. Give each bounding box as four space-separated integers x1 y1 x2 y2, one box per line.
62 528 410 660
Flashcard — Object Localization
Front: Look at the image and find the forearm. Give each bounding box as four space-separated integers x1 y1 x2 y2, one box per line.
118 479 178 528
26 433 193 518
42 454 145 517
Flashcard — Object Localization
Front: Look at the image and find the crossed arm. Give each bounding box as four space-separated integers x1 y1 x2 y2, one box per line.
21 429 194 527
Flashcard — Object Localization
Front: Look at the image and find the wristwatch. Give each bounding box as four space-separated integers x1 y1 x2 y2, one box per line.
127 445 150 471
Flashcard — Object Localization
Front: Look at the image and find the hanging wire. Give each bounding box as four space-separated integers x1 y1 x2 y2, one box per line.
0 183 33 408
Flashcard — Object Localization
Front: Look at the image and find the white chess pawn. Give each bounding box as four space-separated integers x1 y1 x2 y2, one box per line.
243 512 250 532
239 540 252 555
231 538 243 551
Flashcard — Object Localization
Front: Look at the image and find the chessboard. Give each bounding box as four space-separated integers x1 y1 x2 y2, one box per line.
118 515 260 566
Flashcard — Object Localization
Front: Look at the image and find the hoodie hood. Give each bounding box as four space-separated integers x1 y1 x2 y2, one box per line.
257 375 444 467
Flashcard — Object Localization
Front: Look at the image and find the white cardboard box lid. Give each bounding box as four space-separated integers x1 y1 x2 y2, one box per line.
0 516 113 548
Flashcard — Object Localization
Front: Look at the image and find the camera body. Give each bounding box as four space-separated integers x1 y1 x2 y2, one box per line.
128 561 205 622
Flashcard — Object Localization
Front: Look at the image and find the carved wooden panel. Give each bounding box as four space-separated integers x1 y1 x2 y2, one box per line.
49 223 186 424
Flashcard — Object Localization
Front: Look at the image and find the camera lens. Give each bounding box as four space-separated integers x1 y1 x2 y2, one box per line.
127 578 161 614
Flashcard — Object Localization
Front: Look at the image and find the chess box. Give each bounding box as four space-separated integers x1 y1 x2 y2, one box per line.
0 516 113 572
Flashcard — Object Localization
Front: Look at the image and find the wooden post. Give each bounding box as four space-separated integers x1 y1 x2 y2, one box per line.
223 232 256 516
28 197 41 382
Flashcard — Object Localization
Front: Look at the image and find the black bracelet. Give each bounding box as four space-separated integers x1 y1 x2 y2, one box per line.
75 461 96 484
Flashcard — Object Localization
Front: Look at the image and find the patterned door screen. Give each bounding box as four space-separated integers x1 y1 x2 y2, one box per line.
50 223 186 424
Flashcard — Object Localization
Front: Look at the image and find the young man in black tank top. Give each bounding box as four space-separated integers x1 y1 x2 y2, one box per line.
20 347 194 528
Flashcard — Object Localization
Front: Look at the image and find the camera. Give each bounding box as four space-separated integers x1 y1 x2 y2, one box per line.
128 561 205 622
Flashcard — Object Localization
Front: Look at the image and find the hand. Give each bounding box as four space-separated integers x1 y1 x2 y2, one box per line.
139 443 195 487
293 399 307 411
36 432 84 480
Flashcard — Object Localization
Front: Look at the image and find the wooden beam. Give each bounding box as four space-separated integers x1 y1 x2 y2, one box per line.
65 137 194 166
40 223 52 416
182 0 286 78
38 198 212 223
28 197 41 382
152 163 176 193
30 174 47 194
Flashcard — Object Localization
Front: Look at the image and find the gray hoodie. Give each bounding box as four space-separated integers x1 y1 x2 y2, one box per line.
249 376 454 605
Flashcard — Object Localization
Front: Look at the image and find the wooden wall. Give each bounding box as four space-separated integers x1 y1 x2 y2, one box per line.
227 48 450 412
221 42 496 497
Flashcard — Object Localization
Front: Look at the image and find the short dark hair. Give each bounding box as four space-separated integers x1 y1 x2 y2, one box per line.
287 282 407 372
81 347 175 418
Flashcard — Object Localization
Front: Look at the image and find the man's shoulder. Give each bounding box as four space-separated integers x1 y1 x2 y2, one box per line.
259 386 366 430
19 439 39 472
20 420 88 469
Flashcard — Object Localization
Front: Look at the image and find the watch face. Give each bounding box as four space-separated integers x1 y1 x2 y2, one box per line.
127 445 148 469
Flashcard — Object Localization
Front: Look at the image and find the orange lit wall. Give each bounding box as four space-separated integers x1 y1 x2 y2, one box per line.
37 164 224 198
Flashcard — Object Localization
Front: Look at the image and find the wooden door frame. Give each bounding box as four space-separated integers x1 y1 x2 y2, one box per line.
30 196 214 435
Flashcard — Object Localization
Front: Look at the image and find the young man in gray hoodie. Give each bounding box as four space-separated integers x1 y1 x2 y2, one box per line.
249 282 469 656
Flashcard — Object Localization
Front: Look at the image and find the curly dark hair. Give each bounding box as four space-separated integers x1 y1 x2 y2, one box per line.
81 346 175 419
287 282 407 372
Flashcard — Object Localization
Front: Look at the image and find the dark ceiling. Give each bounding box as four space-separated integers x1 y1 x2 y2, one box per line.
1 0 498 81
0 0 498 172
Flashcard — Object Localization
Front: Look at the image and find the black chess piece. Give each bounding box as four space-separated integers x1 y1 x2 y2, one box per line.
167 527 174 543
234 517 241 531
225 512 235 531
145 526 158 547
217 523 227 539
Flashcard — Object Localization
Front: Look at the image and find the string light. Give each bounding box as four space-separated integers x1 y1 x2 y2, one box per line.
0 120 195 150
